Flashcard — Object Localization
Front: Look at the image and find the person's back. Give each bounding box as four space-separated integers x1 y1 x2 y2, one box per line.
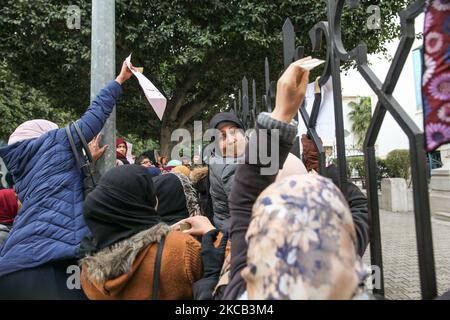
0 61 134 293
0 128 86 263
0 93 121 279
78 165 202 300
80 225 202 300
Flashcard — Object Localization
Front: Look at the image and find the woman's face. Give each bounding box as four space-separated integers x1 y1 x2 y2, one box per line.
140 157 152 168
116 143 127 156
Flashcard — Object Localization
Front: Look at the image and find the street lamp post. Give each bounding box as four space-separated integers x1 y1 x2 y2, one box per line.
91 0 116 175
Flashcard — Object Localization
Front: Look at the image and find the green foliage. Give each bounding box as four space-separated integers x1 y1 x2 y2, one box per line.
346 155 390 189
120 133 159 157
0 60 73 141
0 0 414 150
346 156 365 180
348 96 372 150
385 149 410 180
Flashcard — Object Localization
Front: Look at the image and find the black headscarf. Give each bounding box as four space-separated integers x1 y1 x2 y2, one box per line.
79 165 160 255
142 150 159 166
153 173 190 225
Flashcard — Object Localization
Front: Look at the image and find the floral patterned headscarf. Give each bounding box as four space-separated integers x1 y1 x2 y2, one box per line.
242 174 367 300
422 0 450 151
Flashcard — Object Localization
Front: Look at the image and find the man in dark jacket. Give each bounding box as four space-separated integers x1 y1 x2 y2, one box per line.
223 58 311 299
207 112 246 232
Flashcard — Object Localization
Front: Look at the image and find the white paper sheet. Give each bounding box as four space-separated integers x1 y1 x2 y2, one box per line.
126 141 135 164
125 54 167 121
298 58 325 71
297 77 335 140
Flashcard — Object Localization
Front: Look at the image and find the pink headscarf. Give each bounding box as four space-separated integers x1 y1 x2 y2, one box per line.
8 119 59 145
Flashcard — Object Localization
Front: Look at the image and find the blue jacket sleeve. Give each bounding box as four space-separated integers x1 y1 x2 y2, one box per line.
75 80 123 143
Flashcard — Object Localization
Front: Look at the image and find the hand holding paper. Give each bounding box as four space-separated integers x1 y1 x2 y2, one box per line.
115 60 135 85
271 56 311 123
125 54 167 121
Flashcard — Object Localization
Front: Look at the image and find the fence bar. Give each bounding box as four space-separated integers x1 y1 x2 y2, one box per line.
230 0 437 299
242 77 249 128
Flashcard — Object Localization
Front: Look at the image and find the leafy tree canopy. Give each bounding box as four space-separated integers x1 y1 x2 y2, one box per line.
0 60 73 142
0 0 413 154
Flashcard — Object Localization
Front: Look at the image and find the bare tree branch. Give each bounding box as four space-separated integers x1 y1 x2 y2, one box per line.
177 88 220 126
177 100 208 127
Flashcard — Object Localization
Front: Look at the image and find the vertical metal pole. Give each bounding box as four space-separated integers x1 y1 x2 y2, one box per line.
264 57 272 112
238 89 242 117
91 0 116 175
269 81 276 113
282 18 301 158
252 79 258 127
327 0 348 194
282 18 296 70
330 47 348 194
410 137 437 299
365 143 385 296
242 77 249 128
264 57 270 95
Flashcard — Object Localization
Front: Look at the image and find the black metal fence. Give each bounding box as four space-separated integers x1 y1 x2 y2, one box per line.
231 0 437 300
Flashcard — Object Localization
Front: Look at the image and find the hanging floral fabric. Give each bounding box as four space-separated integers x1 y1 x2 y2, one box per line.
422 0 450 152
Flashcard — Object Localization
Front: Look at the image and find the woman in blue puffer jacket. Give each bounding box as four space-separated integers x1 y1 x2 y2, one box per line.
0 60 135 299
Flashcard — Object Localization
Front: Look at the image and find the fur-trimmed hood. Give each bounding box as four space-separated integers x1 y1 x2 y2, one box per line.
190 166 208 185
80 223 170 285
170 172 201 217
79 225 203 300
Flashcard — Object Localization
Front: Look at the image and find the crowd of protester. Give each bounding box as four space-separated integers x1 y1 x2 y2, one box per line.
0 57 448 300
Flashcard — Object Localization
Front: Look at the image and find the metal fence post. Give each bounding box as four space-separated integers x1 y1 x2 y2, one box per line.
91 0 116 175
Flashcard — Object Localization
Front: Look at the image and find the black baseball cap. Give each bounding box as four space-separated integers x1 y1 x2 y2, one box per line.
208 112 245 130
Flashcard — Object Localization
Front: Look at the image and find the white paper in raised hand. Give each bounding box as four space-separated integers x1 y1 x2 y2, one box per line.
125 54 167 121
299 58 325 71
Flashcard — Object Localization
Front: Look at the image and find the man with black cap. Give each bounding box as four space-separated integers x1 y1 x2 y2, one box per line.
207 112 246 232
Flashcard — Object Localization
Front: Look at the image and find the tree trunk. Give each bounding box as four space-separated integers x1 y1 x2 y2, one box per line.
160 125 173 158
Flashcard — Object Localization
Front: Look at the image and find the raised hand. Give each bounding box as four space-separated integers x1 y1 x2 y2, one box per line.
88 134 108 164
115 60 137 85
271 57 311 123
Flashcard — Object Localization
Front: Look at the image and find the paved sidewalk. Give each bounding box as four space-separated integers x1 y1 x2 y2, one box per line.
362 210 450 300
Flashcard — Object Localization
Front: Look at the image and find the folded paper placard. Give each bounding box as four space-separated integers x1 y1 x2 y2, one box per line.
125 54 167 121
298 58 325 71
